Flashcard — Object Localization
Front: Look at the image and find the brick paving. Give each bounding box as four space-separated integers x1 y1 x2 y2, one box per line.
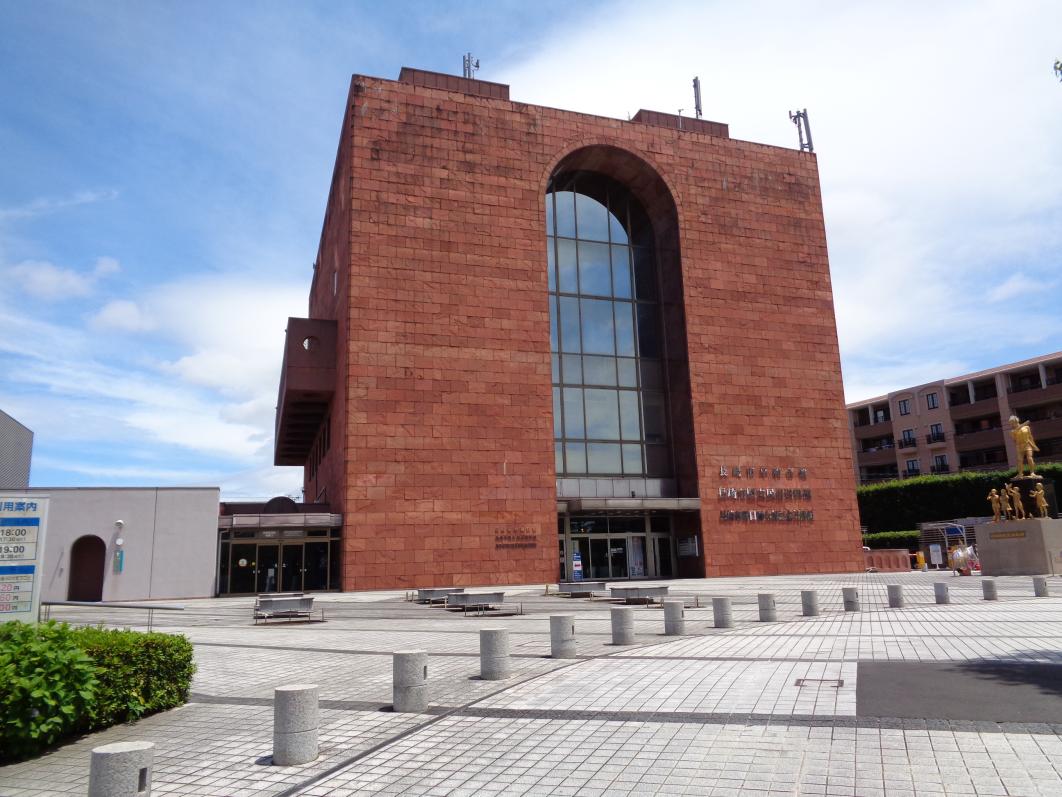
2 572 1062 796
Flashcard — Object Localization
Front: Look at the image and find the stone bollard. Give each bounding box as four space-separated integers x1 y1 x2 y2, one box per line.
393 651 428 713
757 593 777 622
887 584 904 609
611 607 635 645
273 684 319 766
934 583 950 605
712 597 733 628
982 579 998 601
480 628 511 680
550 614 576 658
842 587 860 612
663 599 685 635
1033 576 1049 597
88 741 154 797
801 590 819 617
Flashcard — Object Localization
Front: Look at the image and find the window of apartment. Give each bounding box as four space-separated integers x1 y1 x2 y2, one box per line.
905 459 920 474
930 422 943 436
547 172 670 477
926 392 939 410
901 429 915 443
898 399 910 416
933 454 949 471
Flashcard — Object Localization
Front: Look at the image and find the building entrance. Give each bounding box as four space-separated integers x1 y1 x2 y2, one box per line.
559 514 675 581
218 529 340 595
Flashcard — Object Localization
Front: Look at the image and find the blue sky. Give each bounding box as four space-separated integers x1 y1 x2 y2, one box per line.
2 0 1060 498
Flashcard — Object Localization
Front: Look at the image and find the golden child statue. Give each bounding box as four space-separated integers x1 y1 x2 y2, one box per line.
1007 484 1026 520
1000 485 1012 520
987 489 1002 523
1009 415 1040 477
1032 483 1049 519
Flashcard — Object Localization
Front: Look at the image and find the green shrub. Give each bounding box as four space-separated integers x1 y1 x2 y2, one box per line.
0 621 97 762
862 530 920 552
71 626 195 732
857 463 1062 533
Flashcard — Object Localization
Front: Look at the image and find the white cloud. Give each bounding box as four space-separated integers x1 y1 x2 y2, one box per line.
988 273 1042 303
92 299 155 332
5 256 121 301
0 189 118 223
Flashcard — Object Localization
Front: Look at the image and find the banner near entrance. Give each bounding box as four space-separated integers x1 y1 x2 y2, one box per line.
0 495 49 624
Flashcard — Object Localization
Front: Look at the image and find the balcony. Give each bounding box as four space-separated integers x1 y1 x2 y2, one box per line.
1006 380 1062 410
853 419 894 439
949 395 1000 421
930 464 951 474
897 438 917 449
274 317 337 466
953 427 1005 452
857 447 898 466
925 432 947 445
902 469 922 478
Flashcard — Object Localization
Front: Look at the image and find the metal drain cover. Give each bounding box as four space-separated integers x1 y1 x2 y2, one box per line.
794 678 844 688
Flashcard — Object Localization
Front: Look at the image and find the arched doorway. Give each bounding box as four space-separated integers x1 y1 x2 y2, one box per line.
68 535 106 601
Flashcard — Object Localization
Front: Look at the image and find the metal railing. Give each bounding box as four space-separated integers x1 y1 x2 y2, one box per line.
40 600 185 632
926 432 947 444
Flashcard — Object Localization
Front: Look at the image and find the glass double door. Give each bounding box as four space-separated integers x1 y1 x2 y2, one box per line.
573 534 647 579
228 541 329 594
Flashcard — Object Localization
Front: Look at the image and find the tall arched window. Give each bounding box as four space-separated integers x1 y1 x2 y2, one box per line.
547 172 671 477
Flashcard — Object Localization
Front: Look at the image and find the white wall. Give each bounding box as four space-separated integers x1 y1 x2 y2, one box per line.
34 487 219 602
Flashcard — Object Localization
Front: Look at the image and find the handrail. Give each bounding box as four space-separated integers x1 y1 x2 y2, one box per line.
41 600 185 611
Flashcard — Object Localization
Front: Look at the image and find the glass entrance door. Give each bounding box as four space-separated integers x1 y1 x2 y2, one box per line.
281 544 303 592
303 542 329 591
230 543 257 594
653 536 674 578
256 544 279 593
609 538 629 578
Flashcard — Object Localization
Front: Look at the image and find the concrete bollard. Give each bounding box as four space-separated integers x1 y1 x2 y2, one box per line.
1033 576 1049 597
712 597 733 628
757 593 777 622
982 579 998 601
934 582 950 605
801 590 819 617
88 741 154 797
663 599 685 635
393 651 428 713
842 587 860 612
273 684 319 766
887 584 904 609
550 614 576 658
610 606 635 645
479 628 511 680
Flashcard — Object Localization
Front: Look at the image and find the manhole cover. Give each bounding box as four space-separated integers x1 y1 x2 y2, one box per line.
794 678 844 688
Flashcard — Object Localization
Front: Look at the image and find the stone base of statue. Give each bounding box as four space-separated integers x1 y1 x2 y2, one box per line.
979 517 1062 576
1006 474 1057 521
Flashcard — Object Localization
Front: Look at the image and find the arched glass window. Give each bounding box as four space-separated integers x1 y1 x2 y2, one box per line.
547 172 671 477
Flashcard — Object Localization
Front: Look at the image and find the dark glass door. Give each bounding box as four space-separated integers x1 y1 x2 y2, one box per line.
303 542 329 591
229 543 257 594
256 544 279 593
589 538 609 579
609 538 629 578
281 544 303 592
655 537 673 578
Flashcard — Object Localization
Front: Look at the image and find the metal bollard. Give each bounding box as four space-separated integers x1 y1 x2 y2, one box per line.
273 684 319 766
801 590 819 617
712 597 732 628
550 614 576 658
610 606 635 645
88 741 154 797
479 628 511 680
663 599 685 635
934 583 950 605
842 587 860 612
887 584 904 609
393 651 428 713
982 579 998 601
757 593 777 622
1033 576 1049 597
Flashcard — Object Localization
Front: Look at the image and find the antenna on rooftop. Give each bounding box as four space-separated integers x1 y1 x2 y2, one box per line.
789 108 814 153
693 76 703 119
462 52 480 79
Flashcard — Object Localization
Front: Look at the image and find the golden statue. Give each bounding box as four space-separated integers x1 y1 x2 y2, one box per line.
1009 415 1040 477
1000 485 1012 520
1007 484 1026 520
1032 483 1049 519
987 488 1002 523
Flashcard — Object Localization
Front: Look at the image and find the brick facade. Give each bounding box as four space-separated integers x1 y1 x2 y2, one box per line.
277 69 863 590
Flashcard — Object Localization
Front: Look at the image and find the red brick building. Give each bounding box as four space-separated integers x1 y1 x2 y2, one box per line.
273 68 863 591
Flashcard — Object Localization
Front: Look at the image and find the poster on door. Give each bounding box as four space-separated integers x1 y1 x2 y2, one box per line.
629 539 646 578
571 551 583 581
0 495 49 625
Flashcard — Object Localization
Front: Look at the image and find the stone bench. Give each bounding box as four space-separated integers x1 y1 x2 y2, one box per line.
610 585 669 605
416 587 465 605
446 591 505 615
254 595 322 624
558 581 608 598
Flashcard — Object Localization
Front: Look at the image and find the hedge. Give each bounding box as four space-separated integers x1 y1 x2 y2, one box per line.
0 622 195 763
857 462 1062 533
862 530 920 551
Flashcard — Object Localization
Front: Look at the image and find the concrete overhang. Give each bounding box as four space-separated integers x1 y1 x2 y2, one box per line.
556 498 701 514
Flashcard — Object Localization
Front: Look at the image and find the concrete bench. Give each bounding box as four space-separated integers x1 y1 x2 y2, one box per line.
254 595 322 624
558 581 608 598
416 587 465 605
446 591 505 615
610 585 669 605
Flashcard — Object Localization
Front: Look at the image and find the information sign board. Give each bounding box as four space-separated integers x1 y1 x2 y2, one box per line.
0 496 49 625
571 551 583 581
928 543 943 566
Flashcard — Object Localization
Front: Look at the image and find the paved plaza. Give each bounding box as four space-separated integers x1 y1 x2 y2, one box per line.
2 571 1062 796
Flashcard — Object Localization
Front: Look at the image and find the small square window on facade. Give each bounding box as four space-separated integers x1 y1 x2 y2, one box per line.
906 459 920 473
934 454 948 470
926 392 939 410
902 429 915 443
898 399 910 416
930 422 943 436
